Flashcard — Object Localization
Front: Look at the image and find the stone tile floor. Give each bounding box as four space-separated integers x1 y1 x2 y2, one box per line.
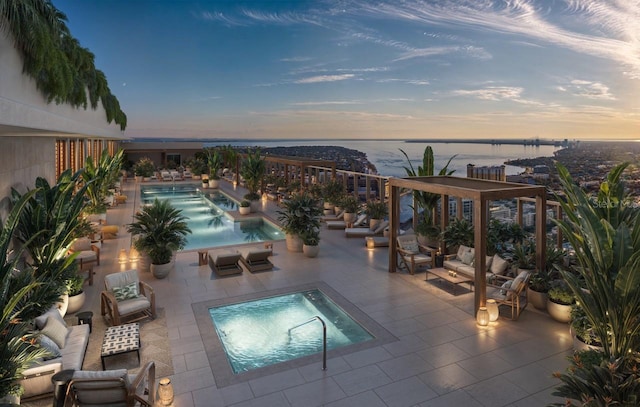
72 179 573 406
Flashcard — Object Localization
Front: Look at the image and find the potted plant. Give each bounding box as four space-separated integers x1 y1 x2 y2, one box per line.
65 273 86 314
127 199 192 279
188 157 206 180
321 180 343 213
365 200 387 231
277 192 321 252
134 157 155 181
415 214 441 248
510 239 536 273
239 200 251 215
547 279 574 323
340 195 360 224
205 148 222 189
301 228 320 258
527 269 552 310
570 304 603 351
240 149 266 212
442 217 474 254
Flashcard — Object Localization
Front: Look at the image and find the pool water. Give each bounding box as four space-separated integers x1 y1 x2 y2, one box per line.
209 289 374 374
140 184 283 251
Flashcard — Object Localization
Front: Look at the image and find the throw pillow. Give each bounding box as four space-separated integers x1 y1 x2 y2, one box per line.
490 254 510 275
499 280 513 296
461 250 474 265
113 282 139 301
38 334 62 360
35 307 66 330
403 242 419 253
40 316 69 349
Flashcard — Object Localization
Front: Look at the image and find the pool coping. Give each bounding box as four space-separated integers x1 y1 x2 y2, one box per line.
192 281 398 387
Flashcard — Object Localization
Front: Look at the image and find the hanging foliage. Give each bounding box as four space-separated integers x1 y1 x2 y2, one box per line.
0 0 127 130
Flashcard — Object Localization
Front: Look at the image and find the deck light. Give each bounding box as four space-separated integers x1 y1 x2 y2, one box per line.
476 306 489 326
118 249 128 264
486 299 499 322
158 377 174 405
128 247 139 262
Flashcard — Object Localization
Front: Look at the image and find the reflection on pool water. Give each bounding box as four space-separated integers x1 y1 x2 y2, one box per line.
209 289 374 374
140 184 283 251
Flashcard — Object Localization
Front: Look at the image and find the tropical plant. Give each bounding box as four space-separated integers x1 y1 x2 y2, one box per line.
365 200 387 220
240 149 266 200
300 228 320 246
11 170 90 308
400 146 456 229
548 279 574 306
134 157 155 178
66 273 84 297
570 304 601 346
415 216 441 241
0 0 127 129
442 217 474 250
510 239 536 270
81 148 124 214
486 219 524 255
187 157 206 176
220 144 239 170
321 180 344 205
205 147 223 180
0 190 50 399
528 269 553 293
340 195 360 214
128 199 192 265
276 192 321 237
550 162 640 405
240 200 250 208
307 184 323 201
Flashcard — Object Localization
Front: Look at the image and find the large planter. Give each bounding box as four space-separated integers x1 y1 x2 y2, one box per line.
369 218 382 231
344 212 357 224
303 244 320 258
56 293 69 317
334 206 342 215
151 260 174 279
208 179 220 189
67 291 86 314
286 233 303 252
239 206 251 215
138 252 151 273
569 326 604 352
323 202 335 211
201 181 209 189
527 288 548 311
547 299 572 323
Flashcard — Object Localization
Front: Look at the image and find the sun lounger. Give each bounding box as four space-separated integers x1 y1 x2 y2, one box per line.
326 213 367 230
238 248 273 272
321 210 344 222
366 236 389 248
345 220 388 238
208 251 243 276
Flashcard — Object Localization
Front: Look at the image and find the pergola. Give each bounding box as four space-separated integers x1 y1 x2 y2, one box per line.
388 176 547 314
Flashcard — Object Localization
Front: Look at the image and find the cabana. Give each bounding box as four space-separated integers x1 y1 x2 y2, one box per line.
388 176 547 314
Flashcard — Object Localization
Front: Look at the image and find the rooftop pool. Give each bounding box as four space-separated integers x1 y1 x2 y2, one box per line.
139 184 283 251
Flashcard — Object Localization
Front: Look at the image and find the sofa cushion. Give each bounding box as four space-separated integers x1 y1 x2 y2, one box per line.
41 316 69 349
113 281 139 301
35 307 66 330
460 250 474 265
71 369 130 405
117 296 151 316
490 254 510 275
61 325 90 371
38 334 61 360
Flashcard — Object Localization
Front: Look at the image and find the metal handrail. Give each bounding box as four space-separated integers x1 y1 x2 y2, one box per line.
288 316 327 370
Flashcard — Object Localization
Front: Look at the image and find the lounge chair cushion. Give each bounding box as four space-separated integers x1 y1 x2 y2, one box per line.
71 238 92 251
214 252 242 265
239 248 271 262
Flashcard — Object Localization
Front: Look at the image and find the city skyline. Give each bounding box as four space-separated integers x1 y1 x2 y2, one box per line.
55 0 639 141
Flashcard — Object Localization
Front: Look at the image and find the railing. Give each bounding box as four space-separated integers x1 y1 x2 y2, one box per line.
288 316 327 370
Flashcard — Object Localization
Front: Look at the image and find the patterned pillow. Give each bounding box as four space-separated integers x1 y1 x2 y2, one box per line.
113 282 139 301
403 242 419 253
40 316 68 349
39 334 62 360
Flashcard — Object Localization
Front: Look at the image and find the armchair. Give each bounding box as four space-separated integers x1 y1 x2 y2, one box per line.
101 269 156 326
396 234 436 274
487 270 531 320
64 361 156 406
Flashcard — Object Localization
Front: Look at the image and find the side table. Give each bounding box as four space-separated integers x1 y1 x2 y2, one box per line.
76 311 93 333
197 250 208 266
52 369 75 407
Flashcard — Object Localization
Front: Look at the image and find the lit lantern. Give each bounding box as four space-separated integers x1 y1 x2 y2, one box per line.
128 247 139 262
486 299 499 322
476 306 489 326
118 249 128 264
158 377 174 405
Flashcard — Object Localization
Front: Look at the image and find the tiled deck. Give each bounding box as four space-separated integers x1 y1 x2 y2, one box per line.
79 178 572 407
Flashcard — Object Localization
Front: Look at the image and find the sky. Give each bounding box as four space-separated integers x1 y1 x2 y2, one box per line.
54 0 639 141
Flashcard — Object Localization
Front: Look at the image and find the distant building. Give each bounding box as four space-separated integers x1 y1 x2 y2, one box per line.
467 164 506 181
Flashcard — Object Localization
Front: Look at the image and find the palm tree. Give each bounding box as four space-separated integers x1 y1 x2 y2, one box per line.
81 148 124 214
240 149 266 201
128 199 191 266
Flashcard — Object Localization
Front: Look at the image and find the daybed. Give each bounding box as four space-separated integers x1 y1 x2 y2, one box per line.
326 213 367 230
208 251 243 276
238 247 274 272
20 308 90 400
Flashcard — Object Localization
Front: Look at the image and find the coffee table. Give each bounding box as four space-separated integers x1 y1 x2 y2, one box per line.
101 322 140 370
427 267 473 294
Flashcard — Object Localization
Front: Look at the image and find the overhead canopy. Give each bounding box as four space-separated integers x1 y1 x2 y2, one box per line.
388 176 547 314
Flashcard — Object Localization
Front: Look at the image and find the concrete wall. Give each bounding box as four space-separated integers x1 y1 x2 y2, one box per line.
0 30 125 139
0 137 55 216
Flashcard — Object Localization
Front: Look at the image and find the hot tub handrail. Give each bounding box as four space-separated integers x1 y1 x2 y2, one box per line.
288 316 327 370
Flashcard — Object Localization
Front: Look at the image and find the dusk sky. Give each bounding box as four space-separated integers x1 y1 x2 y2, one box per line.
55 0 639 141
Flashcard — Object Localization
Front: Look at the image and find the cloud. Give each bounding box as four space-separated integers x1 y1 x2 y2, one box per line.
452 86 545 106
294 74 356 84
290 100 363 106
558 79 616 100
281 57 313 62
377 78 430 85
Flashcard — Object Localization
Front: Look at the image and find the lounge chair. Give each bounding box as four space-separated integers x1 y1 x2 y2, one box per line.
238 248 274 272
208 251 243 276
101 269 155 326
345 220 388 238
487 270 531 320
326 213 367 230
321 210 344 222
396 234 435 274
160 171 172 182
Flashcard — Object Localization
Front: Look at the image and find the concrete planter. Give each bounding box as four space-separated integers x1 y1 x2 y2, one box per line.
344 212 357 224
239 206 251 215
151 260 174 279
67 291 86 314
547 298 572 323
303 244 320 258
527 288 548 311
208 179 220 189
369 218 382 231
286 233 303 252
